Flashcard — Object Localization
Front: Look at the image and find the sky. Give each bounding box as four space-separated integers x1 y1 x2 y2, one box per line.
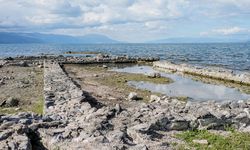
0 0 250 42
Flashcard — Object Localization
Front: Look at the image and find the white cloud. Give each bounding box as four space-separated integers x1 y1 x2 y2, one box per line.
213 27 246 35
200 27 250 36
0 0 250 41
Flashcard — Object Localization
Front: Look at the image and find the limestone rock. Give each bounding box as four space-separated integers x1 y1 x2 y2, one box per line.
150 95 161 103
147 72 161 78
128 92 139 101
5 97 19 107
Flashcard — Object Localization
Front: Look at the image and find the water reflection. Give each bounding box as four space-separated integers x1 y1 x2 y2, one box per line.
112 65 250 101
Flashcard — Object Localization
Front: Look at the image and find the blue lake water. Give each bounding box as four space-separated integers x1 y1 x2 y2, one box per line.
0 43 249 71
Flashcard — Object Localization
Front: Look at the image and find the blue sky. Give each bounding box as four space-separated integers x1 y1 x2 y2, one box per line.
0 0 250 42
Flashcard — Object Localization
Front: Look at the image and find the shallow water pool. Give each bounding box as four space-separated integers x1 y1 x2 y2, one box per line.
112 65 250 102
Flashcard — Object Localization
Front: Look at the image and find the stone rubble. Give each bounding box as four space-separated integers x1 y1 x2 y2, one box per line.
0 61 250 150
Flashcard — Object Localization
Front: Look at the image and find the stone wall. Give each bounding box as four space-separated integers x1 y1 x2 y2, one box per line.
1 55 159 68
154 61 250 85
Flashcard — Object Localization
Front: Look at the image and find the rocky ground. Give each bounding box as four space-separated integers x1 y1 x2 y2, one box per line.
63 64 173 107
0 60 250 150
0 65 44 114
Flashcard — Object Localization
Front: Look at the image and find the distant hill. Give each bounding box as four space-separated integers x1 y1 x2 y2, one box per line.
0 32 120 44
148 37 246 43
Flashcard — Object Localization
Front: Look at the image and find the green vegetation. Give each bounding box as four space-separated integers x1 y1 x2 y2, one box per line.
190 74 250 94
110 72 172 84
175 130 250 150
29 97 44 114
79 65 107 72
174 96 189 102
0 108 19 114
183 70 250 86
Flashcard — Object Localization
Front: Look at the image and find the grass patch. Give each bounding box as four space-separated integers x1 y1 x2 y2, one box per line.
29 97 44 115
175 130 250 150
83 65 107 72
70 64 173 101
96 72 171 101
111 72 172 84
187 73 250 94
0 108 20 114
0 66 44 115
175 96 189 102
80 64 172 84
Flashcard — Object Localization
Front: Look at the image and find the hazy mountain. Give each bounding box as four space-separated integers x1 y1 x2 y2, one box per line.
148 37 246 43
0 32 42 43
0 32 120 44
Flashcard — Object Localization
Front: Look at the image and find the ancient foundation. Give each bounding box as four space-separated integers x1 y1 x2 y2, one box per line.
1 61 250 150
153 61 250 85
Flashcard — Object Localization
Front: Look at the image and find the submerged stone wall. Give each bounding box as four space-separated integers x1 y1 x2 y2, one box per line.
153 61 250 85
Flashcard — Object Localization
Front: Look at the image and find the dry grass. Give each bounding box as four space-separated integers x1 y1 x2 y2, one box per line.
0 66 44 114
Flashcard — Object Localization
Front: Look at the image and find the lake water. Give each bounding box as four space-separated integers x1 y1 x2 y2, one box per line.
0 43 249 71
112 65 250 101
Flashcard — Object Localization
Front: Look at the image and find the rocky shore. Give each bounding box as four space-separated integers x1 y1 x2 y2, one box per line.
1 60 250 149
0 54 159 68
154 61 250 85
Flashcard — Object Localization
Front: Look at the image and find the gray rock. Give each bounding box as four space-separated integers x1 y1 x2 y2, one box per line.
107 130 126 143
168 120 190 130
102 65 108 68
127 124 150 144
130 144 148 150
147 72 161 78
0 79 4 86
19 61 29 67
128 92 139 101
14 135 32 150
5 97 19 107
0 100 6 107
19 119 32 125
115 104 122 116
150 117 169 131
192 139 208 145
0 130 13 140
229 102 239 109
150 95 160 103
234 112 250 125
